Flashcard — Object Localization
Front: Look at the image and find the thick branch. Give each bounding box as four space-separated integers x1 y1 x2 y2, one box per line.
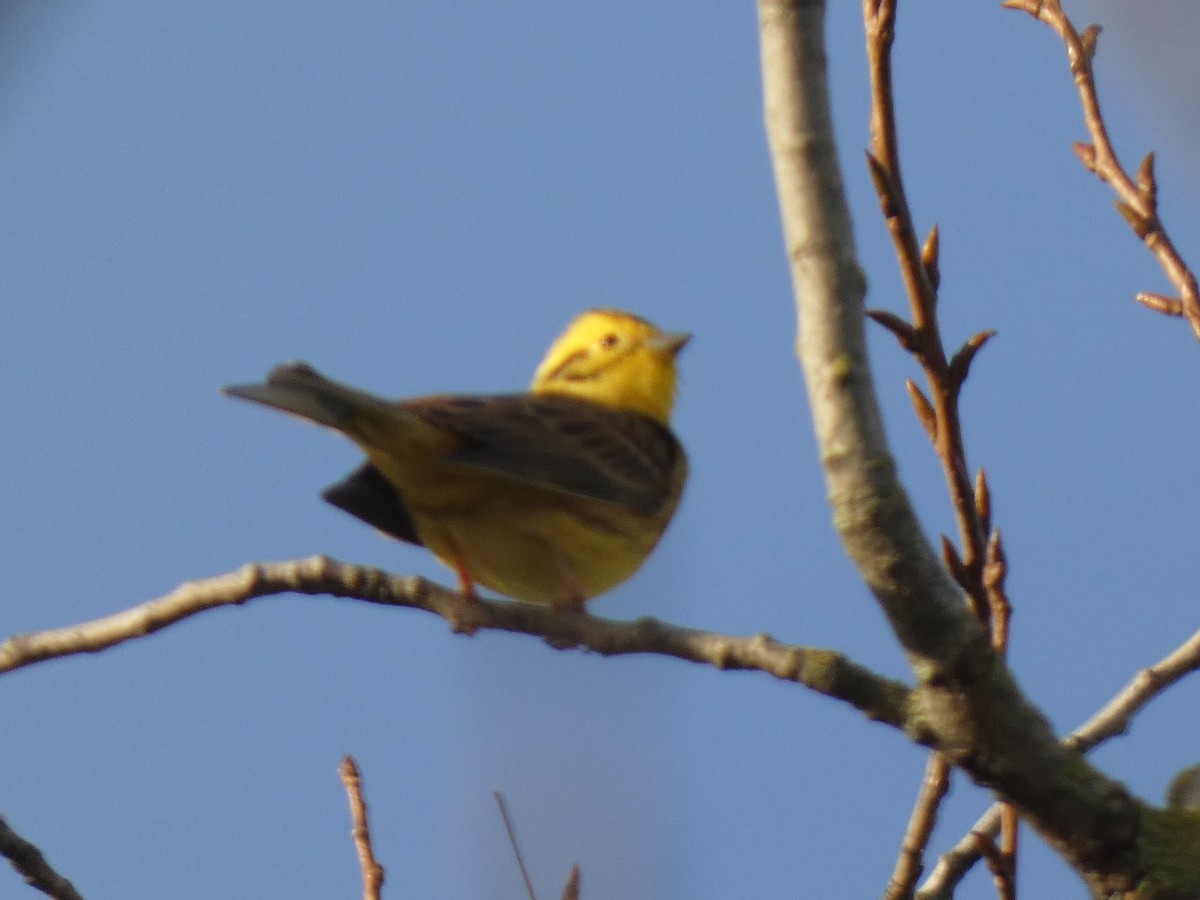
759 0 971 663
0 556 913 731
758 0 1162 893
919 627 1200 897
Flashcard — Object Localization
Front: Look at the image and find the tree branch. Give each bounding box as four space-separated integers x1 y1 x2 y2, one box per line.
884 753 950 899
494 791 538 900
1004 0 1200 340
0 815 83 900
863 0 1000 636
918 627 1200 897
760 0 970 665
0 556 913 731
340 756 385 900
862 0 1011 884
560 865 581 900
757 0 1183 894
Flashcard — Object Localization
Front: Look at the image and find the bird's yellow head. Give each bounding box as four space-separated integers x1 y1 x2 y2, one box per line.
531 309 690 424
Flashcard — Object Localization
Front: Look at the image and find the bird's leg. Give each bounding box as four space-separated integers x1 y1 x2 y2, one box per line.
552 549 587 611
455 568 480 602
447 545 480 602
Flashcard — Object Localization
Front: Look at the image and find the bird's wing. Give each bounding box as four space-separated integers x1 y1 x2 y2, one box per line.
412 394 683 514
322 462 424 546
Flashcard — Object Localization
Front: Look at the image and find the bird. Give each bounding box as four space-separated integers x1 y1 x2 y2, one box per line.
223 309 689 608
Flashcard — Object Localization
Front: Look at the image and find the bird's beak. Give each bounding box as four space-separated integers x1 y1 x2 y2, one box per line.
651 331 692 357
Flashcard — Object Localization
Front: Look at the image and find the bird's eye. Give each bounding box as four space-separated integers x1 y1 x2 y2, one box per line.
598 332 620 350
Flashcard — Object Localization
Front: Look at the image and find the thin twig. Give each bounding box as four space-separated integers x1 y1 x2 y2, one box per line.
985 524 1018 890
1068 627 1200 752
884 754 951 899
972 829 1016 900
0 815 83 900
863 0 998 623
0 556 915 731
1004 0 1200 340
996 807 1018 899
917 4 1200 893
340 756 385 900
863 0 1011 888
494 791 537 900
917 627 1200 897
560 864 581 900
983 528 1010 656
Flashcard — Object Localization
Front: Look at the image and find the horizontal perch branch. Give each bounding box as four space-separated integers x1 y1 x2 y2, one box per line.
0 555 913 732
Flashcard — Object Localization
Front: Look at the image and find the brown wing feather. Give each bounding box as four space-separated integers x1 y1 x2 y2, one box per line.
409 394 682 514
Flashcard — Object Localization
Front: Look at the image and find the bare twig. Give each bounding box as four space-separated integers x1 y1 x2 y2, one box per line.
1004 0 1200 340
918 627 1200 897
863 0 1011 887
560 864 581 900
996 807 1019 900
340 756 385 900
983 528 1010 656
1068 627 1200 753
972 829 1016 900
915 4 1200 894
494 791 538 900
864 0 995 623
984 523 1018 888
0 815 83 900
1137 291 1183 315
0 556 915 731
884 754 951 899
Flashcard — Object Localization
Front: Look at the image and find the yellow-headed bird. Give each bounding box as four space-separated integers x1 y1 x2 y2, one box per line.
224 309 689 607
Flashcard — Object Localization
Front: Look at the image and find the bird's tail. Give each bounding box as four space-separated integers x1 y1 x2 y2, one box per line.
224 363 403 439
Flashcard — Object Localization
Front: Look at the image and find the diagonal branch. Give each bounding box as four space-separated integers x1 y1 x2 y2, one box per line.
1068 627 1200 752
0 814 83 900
494 791 538 900
0 556 914 731
760 0 971 667
1004 0 1200 340
918 627 1200 898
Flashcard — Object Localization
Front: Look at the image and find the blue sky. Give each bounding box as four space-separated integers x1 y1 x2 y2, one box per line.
3 3 1199 898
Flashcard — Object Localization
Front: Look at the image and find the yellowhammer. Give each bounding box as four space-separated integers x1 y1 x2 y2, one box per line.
224 309 689 607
